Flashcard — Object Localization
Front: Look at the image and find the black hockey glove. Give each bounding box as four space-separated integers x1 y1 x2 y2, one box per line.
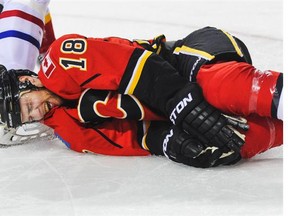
145 122 242 168
163 126 242 168
166 83 248 153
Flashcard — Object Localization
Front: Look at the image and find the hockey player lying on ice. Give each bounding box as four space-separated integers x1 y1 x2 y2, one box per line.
0 0 283 168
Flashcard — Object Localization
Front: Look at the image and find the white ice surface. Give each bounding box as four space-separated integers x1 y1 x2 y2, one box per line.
0 0 284 216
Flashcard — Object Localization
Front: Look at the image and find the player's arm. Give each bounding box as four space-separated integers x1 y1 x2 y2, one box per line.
77 89 164 124
44 107 149 156
115 49 247 154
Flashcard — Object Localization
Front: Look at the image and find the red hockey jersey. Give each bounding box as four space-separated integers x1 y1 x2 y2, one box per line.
38 34 146 100
39 33 282 159
44 107 150 156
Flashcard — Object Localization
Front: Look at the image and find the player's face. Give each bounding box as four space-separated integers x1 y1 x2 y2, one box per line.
19 89 63 123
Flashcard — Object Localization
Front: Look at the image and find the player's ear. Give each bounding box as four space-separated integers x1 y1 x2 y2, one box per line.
19 76 44 87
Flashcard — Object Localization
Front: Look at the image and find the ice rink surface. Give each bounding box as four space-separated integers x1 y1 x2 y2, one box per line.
0 0 285 215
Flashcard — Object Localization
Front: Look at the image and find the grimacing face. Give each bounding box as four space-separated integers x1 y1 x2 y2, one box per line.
19 88 63 123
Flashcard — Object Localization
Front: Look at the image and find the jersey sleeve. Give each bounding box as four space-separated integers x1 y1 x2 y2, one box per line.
44 107 150 156
77 89 165 122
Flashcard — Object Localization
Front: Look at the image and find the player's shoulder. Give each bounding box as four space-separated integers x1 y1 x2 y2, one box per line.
53 33 86 45
47 33 86 55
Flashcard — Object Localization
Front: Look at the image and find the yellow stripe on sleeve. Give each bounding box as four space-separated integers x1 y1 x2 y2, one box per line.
125 50 152 94
173 45 215 60
221 30 243 57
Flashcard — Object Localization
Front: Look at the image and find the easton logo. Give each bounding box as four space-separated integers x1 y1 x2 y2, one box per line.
169 93 193 124
163 129 174 158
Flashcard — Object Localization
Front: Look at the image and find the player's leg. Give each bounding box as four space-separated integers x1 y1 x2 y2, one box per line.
240 115 283 158
0 0 50 71
196 61 283 120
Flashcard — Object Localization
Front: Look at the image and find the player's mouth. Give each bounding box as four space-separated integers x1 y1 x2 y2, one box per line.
44 101 53 114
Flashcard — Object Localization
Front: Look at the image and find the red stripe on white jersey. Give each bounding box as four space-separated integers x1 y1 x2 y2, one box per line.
0 10 44 29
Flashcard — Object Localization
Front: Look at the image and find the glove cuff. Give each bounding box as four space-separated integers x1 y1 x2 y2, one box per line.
145 121 171 156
